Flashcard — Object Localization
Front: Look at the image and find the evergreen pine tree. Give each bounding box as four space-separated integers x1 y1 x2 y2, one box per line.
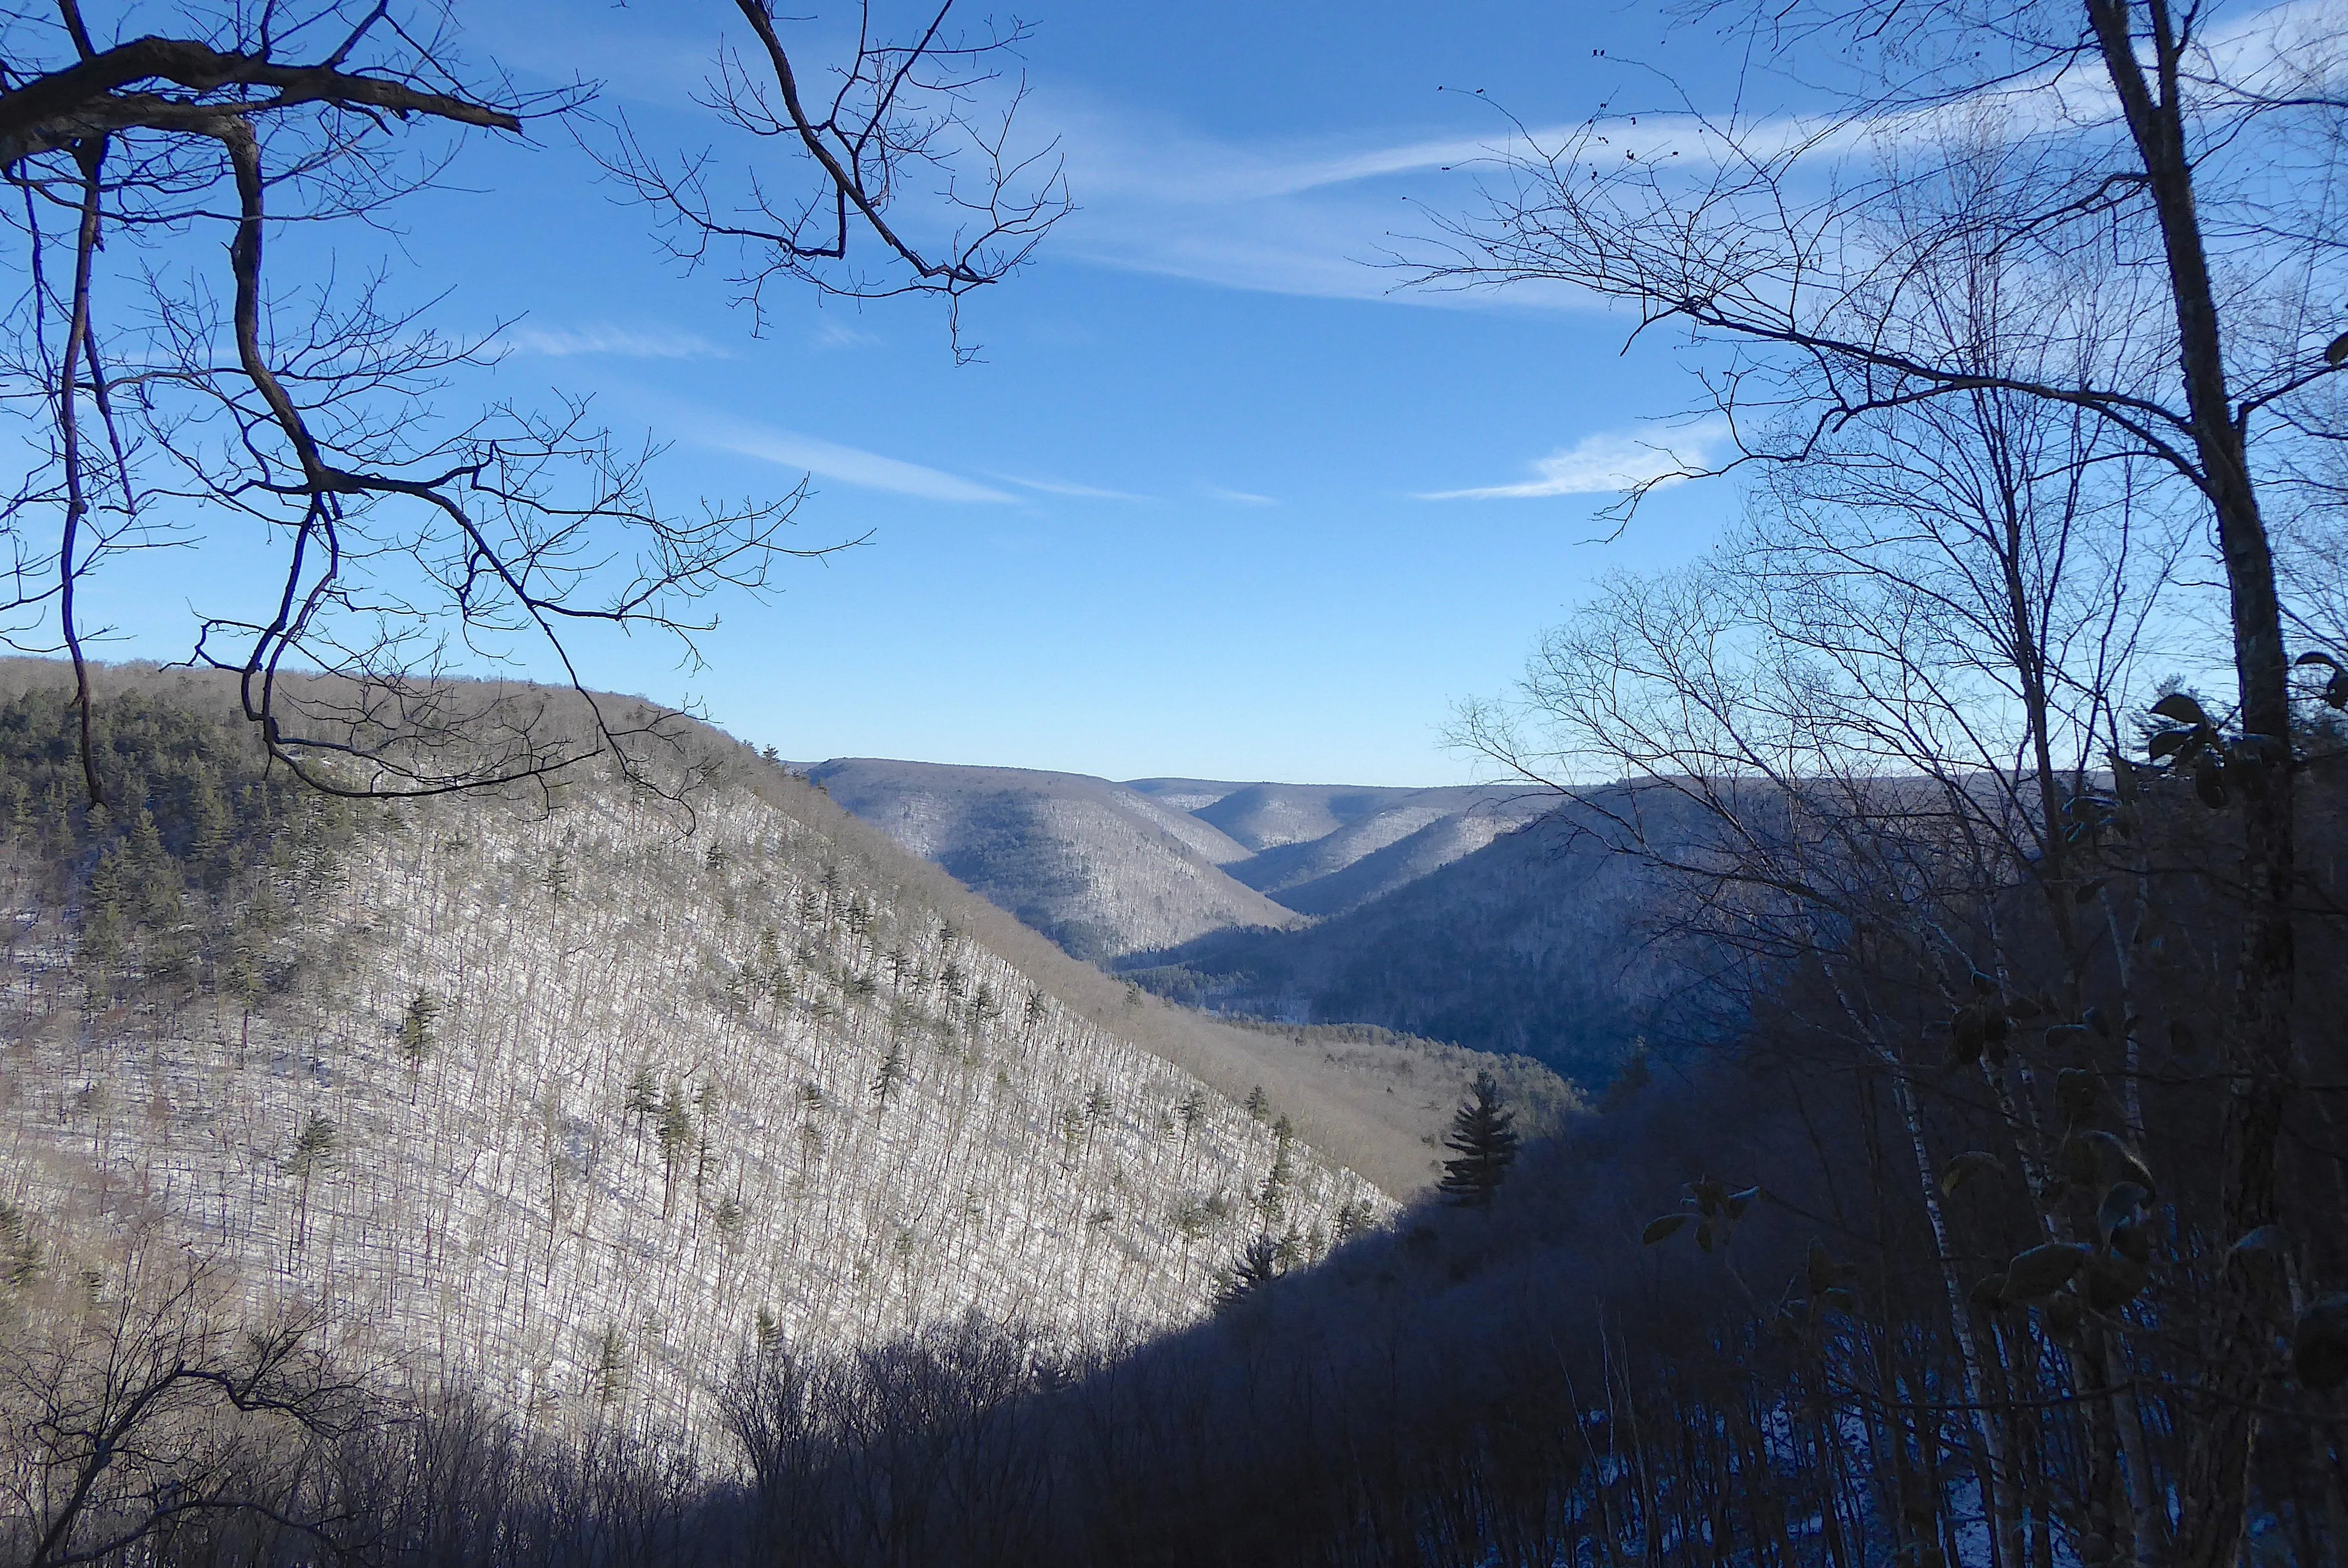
1176 1088 1209 1154
871 1040 908 1106
1600 1039 1652 1114
185 776 231 888
286 1112 340 1252
1214 1232 1286 1311
399 991 441 1082
0 1200 38 1295
595 1324 629 1404
656 1083 694 1218
1256 1142 1296 1223
1438 1072 1519 1207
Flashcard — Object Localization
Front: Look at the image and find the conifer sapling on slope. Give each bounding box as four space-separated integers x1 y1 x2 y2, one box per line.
399 991 441 1101
1213 1233 1287 1312
1439 1072 1519 1207
286 1113 339 1252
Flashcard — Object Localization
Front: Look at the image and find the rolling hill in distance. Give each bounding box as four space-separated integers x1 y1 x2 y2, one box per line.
807 761 1681 1083
802 760 1304 961
1118 796 1698 1081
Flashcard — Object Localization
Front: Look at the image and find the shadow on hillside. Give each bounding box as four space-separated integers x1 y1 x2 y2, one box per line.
0 1060 1869 1567
1116 792 1740 1086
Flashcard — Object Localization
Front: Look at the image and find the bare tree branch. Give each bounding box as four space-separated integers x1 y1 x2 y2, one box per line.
0 2 1062 802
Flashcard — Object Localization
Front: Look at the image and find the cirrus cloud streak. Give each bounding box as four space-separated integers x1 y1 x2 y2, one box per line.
705 420 1014 503
504 323 733 360
1419 420 1728 500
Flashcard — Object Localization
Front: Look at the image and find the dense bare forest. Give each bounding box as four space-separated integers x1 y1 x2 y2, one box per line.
0 666 1405 1563
6 739 2342 1566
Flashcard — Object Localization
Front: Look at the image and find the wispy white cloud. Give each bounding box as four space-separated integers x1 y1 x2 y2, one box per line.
463 9 715 109
1042 95 1468 303
812 320 881 350
1042 94 1867 305
705 420 1014 503
1420 421 1728 501
994 473 1151 501
1204 485 1278 506
505 323 731 360
1040 0 2345 305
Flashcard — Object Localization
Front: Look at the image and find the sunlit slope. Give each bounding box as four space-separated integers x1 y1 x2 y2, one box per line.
792 761 1574 1195
1224 788 1552 915
806 758 1303 959
821 766 1564 950
0 673 1388 1451
1183 782 1426 853
824 762 1650 1073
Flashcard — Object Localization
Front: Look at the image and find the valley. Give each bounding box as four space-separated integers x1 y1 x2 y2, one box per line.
3 0 2338 1557
809 759 1679 1082
0 667 1452 1452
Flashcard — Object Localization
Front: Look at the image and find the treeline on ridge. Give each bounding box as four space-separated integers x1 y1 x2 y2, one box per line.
0 677 360 1006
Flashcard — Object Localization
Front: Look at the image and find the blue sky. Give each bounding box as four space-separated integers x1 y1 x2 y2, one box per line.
95 2 1772 786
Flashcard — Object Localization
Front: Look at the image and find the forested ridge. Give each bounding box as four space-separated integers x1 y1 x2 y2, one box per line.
0 668 1412 1564
0 680 358 1003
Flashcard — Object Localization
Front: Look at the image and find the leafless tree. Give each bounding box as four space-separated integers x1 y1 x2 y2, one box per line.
598 2 1065 356
1424 6 2347 1556
0 2 1066 802
1514 439 2148 1548
0 1247 366 1567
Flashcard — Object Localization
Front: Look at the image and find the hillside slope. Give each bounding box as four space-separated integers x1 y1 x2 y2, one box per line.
818 761 1675 1075
1227 788 1551 915
777 756 1573 1195
1120 795 1701 1083
0 670 1442 1455
1180 782 1425 853
822 765 1567 957
805 759 1301 961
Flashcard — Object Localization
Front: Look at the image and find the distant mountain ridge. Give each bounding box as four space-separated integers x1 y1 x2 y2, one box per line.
809 759 1674 1081
1221 789 1551 914
804 760 1303 961
1117 792 1705 1083
1145 781 1431 854
816 762 1550 958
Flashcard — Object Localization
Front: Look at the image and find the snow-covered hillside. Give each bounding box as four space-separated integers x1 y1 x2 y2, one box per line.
0 754 1385 1452
1120 796 1695 1084
805 759 1303 959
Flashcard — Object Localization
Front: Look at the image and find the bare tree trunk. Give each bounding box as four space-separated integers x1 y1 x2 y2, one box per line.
1836 968 2020 1560
56 138 107 810
2083 8 2299 1560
